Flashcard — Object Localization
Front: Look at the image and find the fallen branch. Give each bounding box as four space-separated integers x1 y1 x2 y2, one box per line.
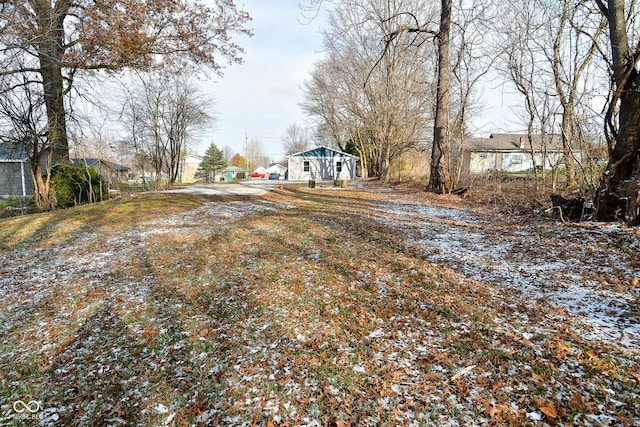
450 365 476 381
551 206 567 224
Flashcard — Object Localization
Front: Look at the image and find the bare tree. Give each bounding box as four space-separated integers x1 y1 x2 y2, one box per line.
364 0 503 191
518 0 607 190
134 77 166 190
119 74 213 190
491 0 609 194
593 0 640 225
282 124 311 156
548 0 605 188
244 137 268 172
301 54 353 153
448 0 496 188
493 0 558 190
0 74 53 209
162 78 212 187
222 145 234 166
425 0 454 193
302 0 435 182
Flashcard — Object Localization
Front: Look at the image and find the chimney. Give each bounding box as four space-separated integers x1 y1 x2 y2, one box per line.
519 137 525 149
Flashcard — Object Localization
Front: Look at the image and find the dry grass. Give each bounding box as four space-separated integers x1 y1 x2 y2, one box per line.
0 183 638 426
386 173 586 216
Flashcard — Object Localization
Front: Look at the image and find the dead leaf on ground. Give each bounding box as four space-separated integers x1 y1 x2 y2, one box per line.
537 398 558 419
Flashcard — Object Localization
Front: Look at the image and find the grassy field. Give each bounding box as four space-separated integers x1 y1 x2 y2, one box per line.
0 184 638 426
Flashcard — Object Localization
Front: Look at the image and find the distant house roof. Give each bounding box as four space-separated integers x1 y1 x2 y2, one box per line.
265 164 287 173
183 154 203 163
0 143 29 162
71 158 130 171
465 134 564 152
251 166 267 175
288 146 359 160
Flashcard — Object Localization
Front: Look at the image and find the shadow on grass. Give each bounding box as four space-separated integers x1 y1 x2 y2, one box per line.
35 201 299 426
0 193 261 251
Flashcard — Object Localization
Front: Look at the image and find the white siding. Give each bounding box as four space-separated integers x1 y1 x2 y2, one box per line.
468 150 579 174
469 153 497 173
288 156 357 181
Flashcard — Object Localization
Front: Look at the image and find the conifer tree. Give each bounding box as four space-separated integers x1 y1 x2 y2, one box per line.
198 143 226 182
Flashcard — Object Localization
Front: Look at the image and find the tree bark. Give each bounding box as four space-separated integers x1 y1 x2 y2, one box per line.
32 0 70 164
39 52 69 164
595 0 640 225
428 0 452 194
560 110 576 187
29 151 53 210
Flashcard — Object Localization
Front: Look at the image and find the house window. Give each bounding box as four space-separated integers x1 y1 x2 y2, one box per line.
303 161 310 172
336 161 342 173
512 154 523 164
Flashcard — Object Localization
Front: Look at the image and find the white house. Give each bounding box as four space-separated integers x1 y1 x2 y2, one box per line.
287 146 358 181
265 163 287 178
179 154 203 183
462 134 581 174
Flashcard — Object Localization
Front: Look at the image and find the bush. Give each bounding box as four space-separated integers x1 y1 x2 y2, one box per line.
50 164 109 208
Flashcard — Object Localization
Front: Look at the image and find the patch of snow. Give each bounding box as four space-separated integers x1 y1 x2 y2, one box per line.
372 199 640 348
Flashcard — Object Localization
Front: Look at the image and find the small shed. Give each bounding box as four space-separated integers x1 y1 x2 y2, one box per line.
222 166 246 182
0 143 34 198
287 146 358 181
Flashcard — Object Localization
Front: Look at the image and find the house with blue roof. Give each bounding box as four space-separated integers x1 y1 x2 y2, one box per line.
287 146 358 181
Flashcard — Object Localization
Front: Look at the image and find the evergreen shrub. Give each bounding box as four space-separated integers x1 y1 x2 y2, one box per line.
51 164 108 208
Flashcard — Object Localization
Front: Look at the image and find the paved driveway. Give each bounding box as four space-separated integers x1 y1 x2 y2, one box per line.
160 180 283 196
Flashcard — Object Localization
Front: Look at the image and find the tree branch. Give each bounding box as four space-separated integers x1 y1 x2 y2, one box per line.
594 0 608 15
365 14 437 88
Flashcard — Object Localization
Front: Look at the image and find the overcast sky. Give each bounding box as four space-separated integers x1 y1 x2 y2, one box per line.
197 0 327 161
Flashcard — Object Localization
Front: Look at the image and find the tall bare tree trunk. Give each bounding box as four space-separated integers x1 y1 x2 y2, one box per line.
595 0 640 225
560 110 576 187
380 143 392 183
428 0 452 193
39 57 69 164
552 0 604 190
33 0 70 164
